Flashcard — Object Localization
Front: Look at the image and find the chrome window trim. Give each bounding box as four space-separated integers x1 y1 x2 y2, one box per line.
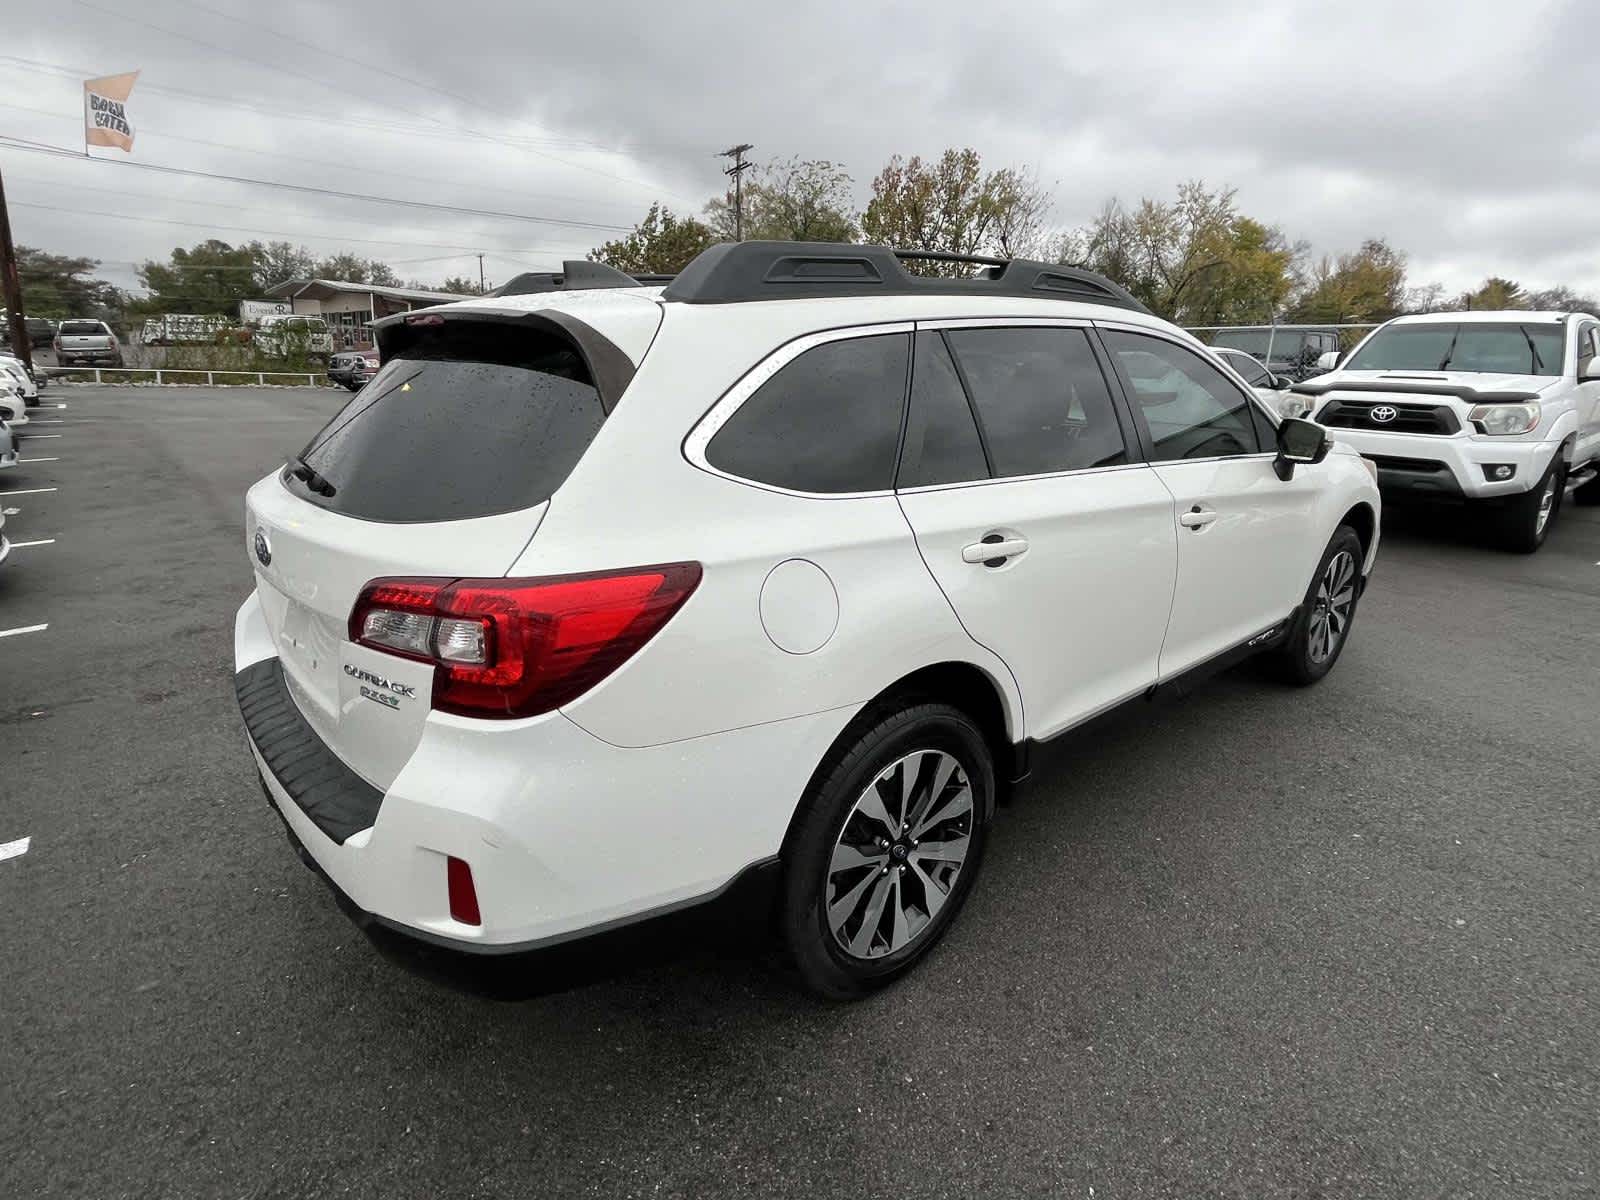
682 322 915 501
895 458 1150 496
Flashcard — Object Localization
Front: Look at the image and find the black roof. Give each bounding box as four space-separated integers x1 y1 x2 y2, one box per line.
659 241 1149 313
489 261 673 297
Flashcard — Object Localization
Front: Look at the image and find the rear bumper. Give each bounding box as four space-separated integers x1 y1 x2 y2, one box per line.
1323 427 1559 500
233 590 852 988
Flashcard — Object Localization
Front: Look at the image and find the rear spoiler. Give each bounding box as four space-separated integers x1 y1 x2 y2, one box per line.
370 306 638 413
1291 377 1542 403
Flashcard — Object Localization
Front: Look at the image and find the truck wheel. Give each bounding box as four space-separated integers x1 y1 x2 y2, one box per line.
1268 525 1364 687
1496 457 1563 553
780 703 993 1001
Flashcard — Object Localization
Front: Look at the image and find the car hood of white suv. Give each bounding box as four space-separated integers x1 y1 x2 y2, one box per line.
1305 369 1564 399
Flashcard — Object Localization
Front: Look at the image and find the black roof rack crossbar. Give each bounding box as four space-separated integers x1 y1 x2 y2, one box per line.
488 261 674 297
659 241 1149 313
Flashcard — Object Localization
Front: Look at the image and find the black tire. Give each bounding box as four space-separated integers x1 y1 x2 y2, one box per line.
1494 457 1563 553
1268 525 1365 686
781 703 994 1001
1572 463 1600 506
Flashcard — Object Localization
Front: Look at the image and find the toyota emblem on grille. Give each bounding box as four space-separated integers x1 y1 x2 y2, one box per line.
253 529 272 567
1369 405 1399 424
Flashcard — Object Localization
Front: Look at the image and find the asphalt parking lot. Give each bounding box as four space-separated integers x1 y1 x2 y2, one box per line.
2 386 1597 1198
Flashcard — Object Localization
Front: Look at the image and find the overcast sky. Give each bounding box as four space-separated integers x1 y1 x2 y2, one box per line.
4 0 1595 302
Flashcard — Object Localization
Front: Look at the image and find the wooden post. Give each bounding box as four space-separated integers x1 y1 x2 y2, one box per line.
0 161 35 373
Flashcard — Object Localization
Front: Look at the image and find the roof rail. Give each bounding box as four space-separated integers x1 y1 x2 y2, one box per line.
488 261 673 297
659 241 1149 313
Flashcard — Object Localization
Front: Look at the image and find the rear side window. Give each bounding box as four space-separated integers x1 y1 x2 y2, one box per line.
59 321 107 335
706 333 909 494
898 332 989 488
944 327 1129 477
288 324 605 522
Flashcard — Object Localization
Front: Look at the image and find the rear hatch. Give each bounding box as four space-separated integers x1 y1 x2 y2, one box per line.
245 310 645 788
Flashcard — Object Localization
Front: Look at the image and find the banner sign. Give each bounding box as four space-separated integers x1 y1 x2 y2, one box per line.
84 71 140 152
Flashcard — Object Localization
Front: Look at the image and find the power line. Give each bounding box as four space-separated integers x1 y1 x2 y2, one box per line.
0 99 643 217
719 144 755 241
0 137 633 232
66 0 702 205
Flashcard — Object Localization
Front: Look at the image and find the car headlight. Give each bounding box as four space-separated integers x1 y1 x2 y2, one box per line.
1278 395 1313 420
1468 402 1540 436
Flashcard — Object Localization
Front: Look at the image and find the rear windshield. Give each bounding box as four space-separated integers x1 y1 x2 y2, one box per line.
59 321 108 335
1347 322 1565 376
286 324 605 522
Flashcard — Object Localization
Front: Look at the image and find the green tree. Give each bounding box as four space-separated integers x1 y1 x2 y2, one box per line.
14 246 124 319
436 275 485 295
1524 284 1600 313
1070 182 1299 324
1461 276 1525 310
860 148 1053 269
135 239 260 316
313 253 400 286
1289 238 1408 324
590 203 716 274
705 157 858 243
248 240 316 290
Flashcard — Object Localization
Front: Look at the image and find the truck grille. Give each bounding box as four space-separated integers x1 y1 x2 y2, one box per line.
1318 400 1460 435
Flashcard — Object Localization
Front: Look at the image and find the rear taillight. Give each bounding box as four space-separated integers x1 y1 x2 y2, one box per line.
348 563 702 719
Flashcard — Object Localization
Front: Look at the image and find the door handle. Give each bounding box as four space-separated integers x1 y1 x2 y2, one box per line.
1179 506 1219 530
962 535 1029 564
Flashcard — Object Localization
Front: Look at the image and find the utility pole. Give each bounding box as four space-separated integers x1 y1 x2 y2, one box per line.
477 254 485 294
718 143 755 241
0 161 33 372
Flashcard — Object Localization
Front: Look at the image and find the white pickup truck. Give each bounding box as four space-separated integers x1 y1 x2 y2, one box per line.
1294 310 1600 552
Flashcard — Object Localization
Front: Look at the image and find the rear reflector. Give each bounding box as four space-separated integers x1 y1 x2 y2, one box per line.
349 562 702 719
446 856 481 925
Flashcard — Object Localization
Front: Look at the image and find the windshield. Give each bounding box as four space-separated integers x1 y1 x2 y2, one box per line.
1211 330 1313 359
1346 322 1565 376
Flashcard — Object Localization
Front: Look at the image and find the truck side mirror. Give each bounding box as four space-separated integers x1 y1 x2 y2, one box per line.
1316 351 1340 370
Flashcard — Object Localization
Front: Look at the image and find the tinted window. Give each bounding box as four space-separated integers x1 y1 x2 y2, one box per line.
59 321 107 335
898 332 988 487
289 324 604 522
707 333 909 493
1346 323 1564 376
1102 331 1262 461
1223 351 1272 387
945 327 1127 477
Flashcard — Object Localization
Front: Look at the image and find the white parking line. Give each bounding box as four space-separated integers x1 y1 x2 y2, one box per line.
22 434 61 439
10 539 55 548
0 624 48 638
0 837 30 863
0 488 57 496
56 402 67 409
26 419 62 425
16 457 58 463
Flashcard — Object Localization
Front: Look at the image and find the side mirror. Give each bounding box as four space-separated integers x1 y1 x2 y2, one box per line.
1274 417 1330 481
1316 351 1340 370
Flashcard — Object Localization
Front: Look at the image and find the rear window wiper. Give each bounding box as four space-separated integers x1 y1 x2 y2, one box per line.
288 455 337 497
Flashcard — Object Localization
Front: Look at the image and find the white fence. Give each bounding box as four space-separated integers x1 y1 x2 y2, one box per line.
45 366 333 387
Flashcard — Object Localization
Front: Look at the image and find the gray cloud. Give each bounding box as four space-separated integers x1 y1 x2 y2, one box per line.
6 0 1597 301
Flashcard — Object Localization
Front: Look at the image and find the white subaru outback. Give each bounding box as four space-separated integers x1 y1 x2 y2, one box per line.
1296 310 1600 552
234 242 1381 999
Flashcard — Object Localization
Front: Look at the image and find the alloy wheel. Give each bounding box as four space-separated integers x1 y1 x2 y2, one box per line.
1535 472 1559 536
1307 549 1356 664
826 750 974 960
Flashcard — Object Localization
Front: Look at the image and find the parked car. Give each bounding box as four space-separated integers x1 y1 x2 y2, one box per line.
1210 326 1343 382
0 381 28 432
327 350 378 391
0 354 39 407
0 499 9 567
234 243 1381 999
23 317 55 348
255 315 334 360
0 418 16 473
54 319 123 367
1297 310 1600 552
1211 346 1305 416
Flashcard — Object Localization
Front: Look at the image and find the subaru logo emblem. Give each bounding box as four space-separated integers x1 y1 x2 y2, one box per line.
253 529 272 567
1369 404 1398 424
